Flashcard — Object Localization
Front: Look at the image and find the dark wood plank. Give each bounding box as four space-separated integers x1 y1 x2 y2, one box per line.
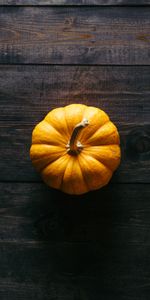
0 65 150 182
0 242 150 300
0 182 150 244
0 0 150 5
0 183 150 300
0 7 150 65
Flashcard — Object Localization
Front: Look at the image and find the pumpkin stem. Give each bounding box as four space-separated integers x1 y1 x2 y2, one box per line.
66 118 89 155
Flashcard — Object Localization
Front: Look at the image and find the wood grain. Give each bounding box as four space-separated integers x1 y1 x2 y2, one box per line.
0 273 150 300
0 182 150 244
0 65 150 182
1 243 150 300
0 7 150 65
0 0 150 5
0 3 150 300
0 182 150 300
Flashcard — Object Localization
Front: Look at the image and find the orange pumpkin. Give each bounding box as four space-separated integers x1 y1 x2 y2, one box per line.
30 104 121 195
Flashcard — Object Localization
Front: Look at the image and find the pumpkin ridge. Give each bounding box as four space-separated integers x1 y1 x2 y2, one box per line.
80 119 110 143
78 154 96 190
90 155 114 173
86 153 113 174
30 144 66 160
85 121 120 146
82 145 120 172
31 150 67 173
31 143 66 150
41 154 69 190
44 119 67 144
41 152 67 174
32 120 67 146
79 108 110 141
64 104 87 136
90 120 112 136
32 140 64 146
61 157 75 194
69 158 76 195
77 155 91 192
59 156 72 192
78 155 94 191
79 153 112 190
45 107 70 139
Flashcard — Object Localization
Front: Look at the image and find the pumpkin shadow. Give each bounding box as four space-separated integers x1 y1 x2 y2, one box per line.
34 183 115 278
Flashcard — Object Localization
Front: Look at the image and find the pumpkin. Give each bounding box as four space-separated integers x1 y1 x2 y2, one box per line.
30 104 121 195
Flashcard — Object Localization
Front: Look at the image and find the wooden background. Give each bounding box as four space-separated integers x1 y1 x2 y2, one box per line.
0 1 150 299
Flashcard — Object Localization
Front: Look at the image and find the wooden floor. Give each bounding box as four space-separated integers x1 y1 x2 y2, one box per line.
0 1 150 300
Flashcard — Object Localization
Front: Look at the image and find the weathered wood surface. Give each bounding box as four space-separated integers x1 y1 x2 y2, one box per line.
0 3 150 300
1 0 150 5
0 183 150 300
0 65 150 182
0 7 150 65
0 183 150 243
